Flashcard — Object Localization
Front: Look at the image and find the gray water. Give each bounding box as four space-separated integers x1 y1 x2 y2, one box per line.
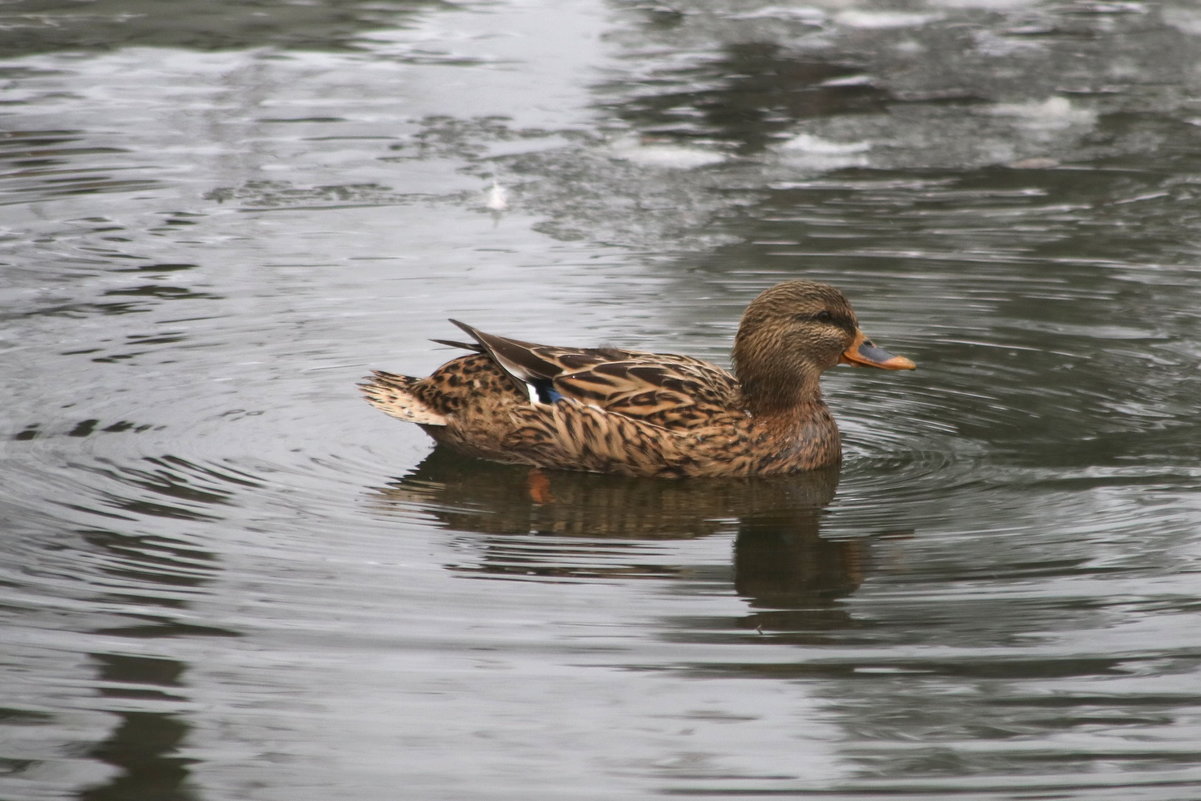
3 1 1201 799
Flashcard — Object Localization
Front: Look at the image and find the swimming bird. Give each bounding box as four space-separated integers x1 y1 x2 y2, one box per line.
359 280 914 478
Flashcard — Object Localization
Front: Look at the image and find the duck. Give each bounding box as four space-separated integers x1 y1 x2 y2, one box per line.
359 280 915 478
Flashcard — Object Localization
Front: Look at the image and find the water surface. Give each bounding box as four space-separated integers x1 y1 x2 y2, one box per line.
3 1 1201 799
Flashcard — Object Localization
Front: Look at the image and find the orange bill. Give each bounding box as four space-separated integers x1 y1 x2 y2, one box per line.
840 328 916 370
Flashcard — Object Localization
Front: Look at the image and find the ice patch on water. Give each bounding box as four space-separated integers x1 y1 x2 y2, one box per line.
973 29 1044 56
988 97 1097 130
931 0 1037 9
729 5 826 24
1163 7 1201 35
782 133 871 154
605 136 727 168
779 133 871 169
835 10 940 29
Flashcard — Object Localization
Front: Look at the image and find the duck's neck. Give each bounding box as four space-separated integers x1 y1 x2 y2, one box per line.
738 371 825 419
743 382 842 471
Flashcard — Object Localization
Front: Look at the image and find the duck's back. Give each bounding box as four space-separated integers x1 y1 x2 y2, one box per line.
417 324 745 430
547 350 742 429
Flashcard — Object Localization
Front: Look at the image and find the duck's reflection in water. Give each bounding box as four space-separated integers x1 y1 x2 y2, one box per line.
372 448 882 625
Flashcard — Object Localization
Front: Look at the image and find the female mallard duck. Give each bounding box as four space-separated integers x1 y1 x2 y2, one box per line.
360 280 914 478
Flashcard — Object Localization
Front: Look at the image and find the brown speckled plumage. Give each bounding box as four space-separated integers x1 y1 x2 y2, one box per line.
360 280 914 478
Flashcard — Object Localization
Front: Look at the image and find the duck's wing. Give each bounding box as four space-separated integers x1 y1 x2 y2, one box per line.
446 320 740 427
554 357 740 427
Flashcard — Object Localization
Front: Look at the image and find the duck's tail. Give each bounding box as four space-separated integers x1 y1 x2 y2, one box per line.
358 370 448 426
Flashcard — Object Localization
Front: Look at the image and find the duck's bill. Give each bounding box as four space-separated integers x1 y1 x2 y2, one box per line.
840 329 916 370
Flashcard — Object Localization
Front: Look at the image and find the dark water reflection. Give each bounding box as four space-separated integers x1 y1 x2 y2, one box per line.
378 449 863 606
601 43 889 155
82 654 197 801
0 0 439 57
4 0 1201 799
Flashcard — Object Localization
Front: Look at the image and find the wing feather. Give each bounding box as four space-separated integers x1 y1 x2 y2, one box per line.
443 320 742 428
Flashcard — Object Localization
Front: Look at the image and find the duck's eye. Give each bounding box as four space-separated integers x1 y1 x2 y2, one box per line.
794 310 833 323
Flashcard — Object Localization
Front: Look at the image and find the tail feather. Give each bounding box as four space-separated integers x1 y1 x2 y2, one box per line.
358 370 447 426
447 318 556 391
429 337 480 352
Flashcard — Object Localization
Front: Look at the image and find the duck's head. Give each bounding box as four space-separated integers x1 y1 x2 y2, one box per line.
732 280 915 414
